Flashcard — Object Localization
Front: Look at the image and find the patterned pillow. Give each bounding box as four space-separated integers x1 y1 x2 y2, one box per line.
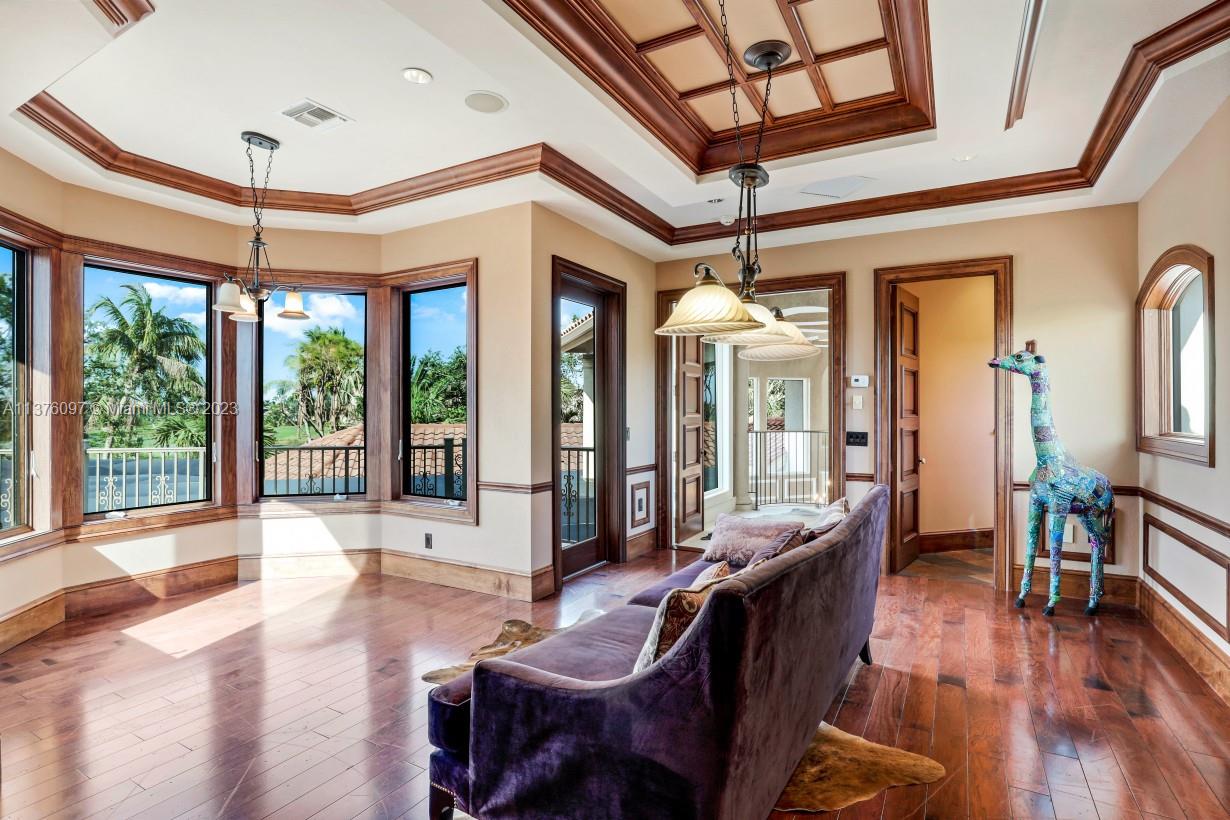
633 562 730 672
745 527 805 568
803 497 850 541
702 514 804 566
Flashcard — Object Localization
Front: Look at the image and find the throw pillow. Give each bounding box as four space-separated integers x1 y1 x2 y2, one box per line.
745 527 805 568
804 497 850 541
633 562 730 672
702 513 804 566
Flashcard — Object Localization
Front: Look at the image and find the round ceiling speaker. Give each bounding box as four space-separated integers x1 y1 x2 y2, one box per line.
465 91 509 113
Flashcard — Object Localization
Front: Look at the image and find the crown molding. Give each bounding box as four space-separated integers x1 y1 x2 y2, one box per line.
89 0 155 33
15 0 1230 246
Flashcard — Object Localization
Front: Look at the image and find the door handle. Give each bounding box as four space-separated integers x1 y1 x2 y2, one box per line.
918 457 926 465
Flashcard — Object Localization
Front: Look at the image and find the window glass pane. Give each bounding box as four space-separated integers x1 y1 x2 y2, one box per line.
702 342 718 492
405 284 468 500
0 244 24 530
1171 274 1206 435
83 267 210 513
261 292 366 496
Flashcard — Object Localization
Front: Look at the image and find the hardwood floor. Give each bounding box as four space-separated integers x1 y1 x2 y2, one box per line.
898 548 994 587
1 552 1228 819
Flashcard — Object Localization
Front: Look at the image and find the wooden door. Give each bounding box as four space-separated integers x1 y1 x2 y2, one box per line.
893 287 922 571
676 334 704 543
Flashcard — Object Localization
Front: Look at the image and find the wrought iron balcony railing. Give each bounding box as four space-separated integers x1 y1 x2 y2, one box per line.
748 430 829 509
406 439 466 501
85 446 208 513
560 445 596 545
262 445 366 497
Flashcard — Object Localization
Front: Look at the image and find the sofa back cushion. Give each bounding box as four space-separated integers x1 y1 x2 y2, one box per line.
702 513 804 566
677 486 888 820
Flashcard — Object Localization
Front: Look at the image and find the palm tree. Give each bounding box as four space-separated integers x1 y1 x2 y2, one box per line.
152 414 206 447
87 285 205 446
284 327 363 439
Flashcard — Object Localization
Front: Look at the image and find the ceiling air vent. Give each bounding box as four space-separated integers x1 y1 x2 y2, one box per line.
280 99 351 131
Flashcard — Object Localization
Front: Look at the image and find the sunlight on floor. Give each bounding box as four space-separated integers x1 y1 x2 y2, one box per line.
121 576 355 658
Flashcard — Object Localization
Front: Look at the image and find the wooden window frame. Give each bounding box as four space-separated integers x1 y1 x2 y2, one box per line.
255 288 369 500
1137 244 1215 467
80 262 216 518
390 259 479 525
0 240 31 537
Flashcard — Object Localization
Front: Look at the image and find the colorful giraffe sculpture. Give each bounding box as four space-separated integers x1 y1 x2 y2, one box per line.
989 340 1114 616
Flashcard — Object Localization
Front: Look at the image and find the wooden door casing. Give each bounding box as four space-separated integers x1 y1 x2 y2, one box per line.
894 287 921 572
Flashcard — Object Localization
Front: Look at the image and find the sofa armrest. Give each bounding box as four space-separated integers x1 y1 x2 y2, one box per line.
466 630 738 819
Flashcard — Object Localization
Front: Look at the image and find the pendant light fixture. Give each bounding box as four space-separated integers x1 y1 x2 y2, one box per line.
655 0 804 343
214 132 311 323
655 263 763 336
738 309 821 361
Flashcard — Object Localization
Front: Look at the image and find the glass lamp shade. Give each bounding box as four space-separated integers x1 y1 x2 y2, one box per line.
229 292 260 323
702 301 793 345
214 281 244 313
737 319 820 361
655 265 763 336
277 290 310 320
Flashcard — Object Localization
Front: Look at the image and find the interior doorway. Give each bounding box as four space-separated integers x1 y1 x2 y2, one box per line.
656 273 846 551
552 257 626 590
874 258 1013 590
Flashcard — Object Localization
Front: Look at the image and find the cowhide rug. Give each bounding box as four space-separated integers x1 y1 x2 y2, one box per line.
775 723 946 813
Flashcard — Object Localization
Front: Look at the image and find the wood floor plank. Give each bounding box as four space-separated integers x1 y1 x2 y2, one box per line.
6 552 1230 820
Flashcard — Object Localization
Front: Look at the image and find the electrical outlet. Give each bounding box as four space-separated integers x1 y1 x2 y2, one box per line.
425 533 433 550
846 431 868 447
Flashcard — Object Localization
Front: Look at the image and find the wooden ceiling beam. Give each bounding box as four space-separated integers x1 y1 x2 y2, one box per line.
677 60 807 102
775 0 835 110
634 25 705 54
678 0 774 125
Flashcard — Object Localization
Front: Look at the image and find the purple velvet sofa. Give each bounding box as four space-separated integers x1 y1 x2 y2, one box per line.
427 484 888 819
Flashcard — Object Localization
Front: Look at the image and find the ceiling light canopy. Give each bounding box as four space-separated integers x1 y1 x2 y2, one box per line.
213 132 311 324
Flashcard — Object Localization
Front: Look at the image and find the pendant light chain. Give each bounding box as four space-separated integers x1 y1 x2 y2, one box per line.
716 0 744 165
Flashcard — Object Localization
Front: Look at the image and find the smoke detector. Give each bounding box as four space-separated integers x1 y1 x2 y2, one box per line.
280 99 352 131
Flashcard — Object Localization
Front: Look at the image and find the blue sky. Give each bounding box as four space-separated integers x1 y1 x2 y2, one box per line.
559 297 592 328
408 285 467 360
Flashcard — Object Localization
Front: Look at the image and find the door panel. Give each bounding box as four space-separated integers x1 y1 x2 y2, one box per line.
676 334 704 542
893 288 921 571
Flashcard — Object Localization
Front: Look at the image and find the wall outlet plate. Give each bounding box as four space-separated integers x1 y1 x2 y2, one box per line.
846 431 869 447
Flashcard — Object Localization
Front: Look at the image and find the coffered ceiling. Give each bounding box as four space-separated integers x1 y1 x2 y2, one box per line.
501 0 934 172
1 0 1228 261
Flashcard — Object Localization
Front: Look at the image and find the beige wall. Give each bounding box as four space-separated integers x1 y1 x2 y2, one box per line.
1137 97 1230 649
903 277 996 534
658 204 1142 574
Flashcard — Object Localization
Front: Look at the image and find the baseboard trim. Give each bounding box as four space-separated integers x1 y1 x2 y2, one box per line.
237 549 380 581
1141 583 1230 705
627 530 655 559
64 556 239 619
919 528 993 553
0 592 64 654
381 549 549 602
1010 564 1139 607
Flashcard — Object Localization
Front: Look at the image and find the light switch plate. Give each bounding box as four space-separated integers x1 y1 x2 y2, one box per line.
852 395 864 410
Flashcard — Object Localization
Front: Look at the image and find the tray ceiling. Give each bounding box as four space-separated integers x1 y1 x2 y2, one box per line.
501 0 935 172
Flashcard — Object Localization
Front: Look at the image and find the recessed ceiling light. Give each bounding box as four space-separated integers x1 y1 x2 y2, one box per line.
465 91 508 114
953 154 977 162
402 67 433 84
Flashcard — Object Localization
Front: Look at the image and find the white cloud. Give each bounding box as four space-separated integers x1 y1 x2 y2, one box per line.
178 311 206 327
144 281 203 305
264 293 361 339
